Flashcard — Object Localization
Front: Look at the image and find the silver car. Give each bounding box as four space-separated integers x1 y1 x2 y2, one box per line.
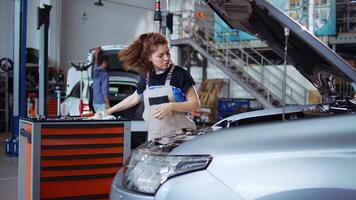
111 113 356 200
211 105 311 131
110 0 356 199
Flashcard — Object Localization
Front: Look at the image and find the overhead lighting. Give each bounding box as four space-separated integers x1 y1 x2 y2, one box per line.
94 0 104 6
154 0 162 21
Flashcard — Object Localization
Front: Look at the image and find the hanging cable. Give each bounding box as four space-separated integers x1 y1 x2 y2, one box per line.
282 27 290 121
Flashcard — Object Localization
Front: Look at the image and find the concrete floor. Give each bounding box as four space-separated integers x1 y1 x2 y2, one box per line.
0 132 18 200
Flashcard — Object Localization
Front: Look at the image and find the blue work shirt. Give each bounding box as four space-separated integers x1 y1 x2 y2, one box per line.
92 64 109 104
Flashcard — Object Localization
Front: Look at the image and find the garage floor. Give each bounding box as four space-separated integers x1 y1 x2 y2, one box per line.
0 132 18 200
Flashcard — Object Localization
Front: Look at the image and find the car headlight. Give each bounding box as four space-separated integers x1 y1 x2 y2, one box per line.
122 149 212 194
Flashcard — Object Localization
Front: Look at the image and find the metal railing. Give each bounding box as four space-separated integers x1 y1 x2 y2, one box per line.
171 13 308 105
213 20 308 104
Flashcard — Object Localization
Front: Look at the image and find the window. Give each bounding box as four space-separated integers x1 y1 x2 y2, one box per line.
109 83 136 97
68 82 82 98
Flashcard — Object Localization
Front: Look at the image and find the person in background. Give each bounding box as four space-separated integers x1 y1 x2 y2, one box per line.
92 47 110 112
106 32 200 140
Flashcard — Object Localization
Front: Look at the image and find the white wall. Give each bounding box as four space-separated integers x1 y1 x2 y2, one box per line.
1 0 158 70
26 0 40 54
0 0 15 61
0 0 61 67
169 0 195 12
60 0 158 69
22 0 61 67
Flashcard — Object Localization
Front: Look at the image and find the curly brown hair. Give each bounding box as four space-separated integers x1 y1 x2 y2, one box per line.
119 32 169 75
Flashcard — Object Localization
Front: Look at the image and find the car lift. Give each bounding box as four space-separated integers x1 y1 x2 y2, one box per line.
10 1 51 154
12 0 27 143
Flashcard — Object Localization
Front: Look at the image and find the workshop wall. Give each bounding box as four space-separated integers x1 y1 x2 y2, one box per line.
1 0 158 71
26 0 61 67
60 0 158 70
0 0 15 60
0 0 60 67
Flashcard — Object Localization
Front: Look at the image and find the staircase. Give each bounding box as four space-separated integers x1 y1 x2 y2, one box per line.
170 15 308 108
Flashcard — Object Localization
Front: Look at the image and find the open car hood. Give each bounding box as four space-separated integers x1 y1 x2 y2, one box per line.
205 0 356 96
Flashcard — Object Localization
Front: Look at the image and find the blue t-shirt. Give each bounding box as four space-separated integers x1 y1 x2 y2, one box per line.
136 66 195 102
92 64 109 104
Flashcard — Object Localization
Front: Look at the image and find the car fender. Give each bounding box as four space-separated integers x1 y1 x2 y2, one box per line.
155 170 243 200
207 153 356 200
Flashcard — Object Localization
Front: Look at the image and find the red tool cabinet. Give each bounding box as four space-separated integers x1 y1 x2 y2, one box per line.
18 118 131 200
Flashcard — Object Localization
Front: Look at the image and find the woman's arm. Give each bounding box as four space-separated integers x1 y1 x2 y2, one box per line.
153 86 201 119
106 91 141 115
170 86 201 112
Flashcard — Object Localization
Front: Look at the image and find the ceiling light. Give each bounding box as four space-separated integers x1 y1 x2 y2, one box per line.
94 0 104 6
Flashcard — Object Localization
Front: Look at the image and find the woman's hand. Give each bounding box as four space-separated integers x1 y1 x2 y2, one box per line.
153 103 173 119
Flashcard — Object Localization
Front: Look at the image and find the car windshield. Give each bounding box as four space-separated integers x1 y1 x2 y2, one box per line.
109 83 136 98
108 55 123 70
97 50 124 70
67 82 82 98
